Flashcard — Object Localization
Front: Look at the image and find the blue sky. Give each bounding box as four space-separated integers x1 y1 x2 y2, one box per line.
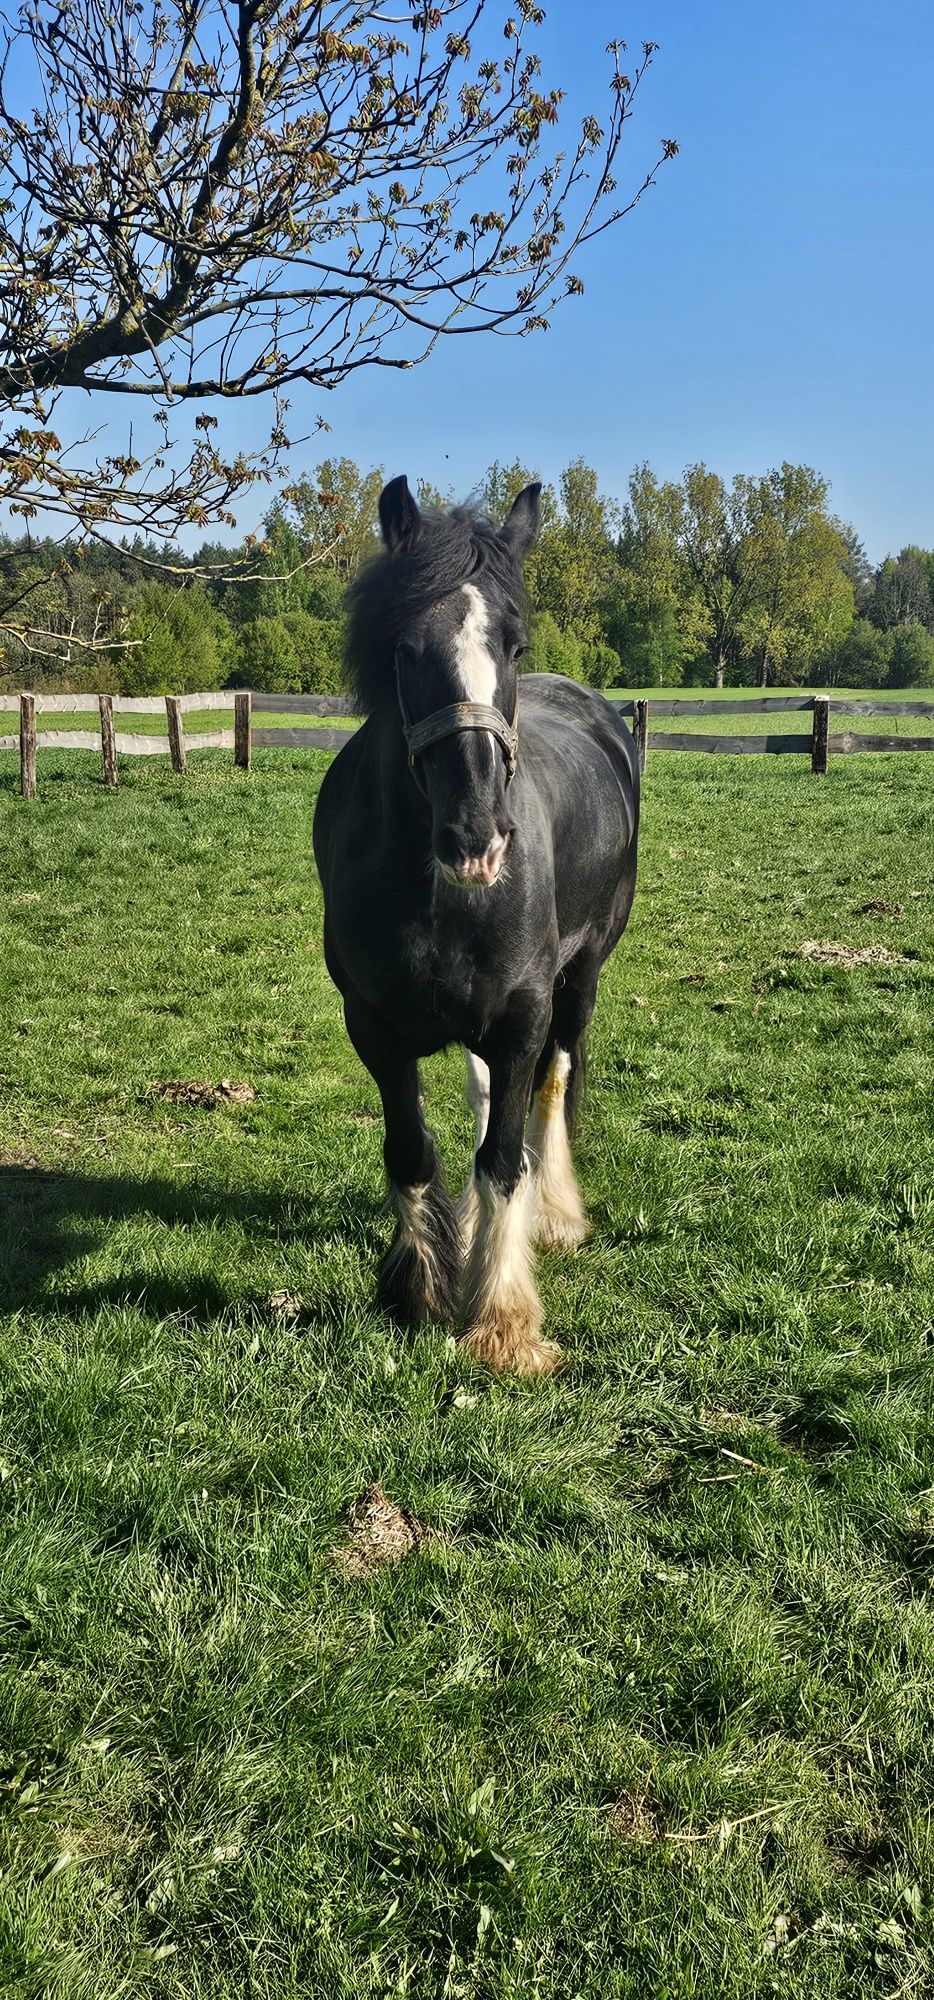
326 0 933 562
16 2 934 560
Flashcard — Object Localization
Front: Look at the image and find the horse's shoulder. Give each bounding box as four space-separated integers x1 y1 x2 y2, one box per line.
312 716 373 871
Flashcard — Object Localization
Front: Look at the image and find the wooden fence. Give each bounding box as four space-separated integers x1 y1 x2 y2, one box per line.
3 688 934 797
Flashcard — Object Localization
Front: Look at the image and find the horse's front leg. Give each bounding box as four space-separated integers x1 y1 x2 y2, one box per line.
460 1016 562 1378
344 997 460 1325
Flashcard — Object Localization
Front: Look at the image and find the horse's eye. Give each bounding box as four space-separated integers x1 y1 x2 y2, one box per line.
510 642 528 664
395 640 418 673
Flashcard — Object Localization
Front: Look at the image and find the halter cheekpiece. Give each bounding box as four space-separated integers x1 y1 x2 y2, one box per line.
395 656 519 793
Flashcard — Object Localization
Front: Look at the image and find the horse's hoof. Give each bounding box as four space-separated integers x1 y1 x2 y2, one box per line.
459 1316 565 1379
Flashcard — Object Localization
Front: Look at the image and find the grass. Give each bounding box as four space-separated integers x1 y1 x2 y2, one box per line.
1 743 934 1997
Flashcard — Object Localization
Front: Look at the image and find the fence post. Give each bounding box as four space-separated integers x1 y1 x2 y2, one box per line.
99 693 118 788
19 692 36 800
234 689 252 771
811 695 830 775
633 698 649 773
165 695 187 775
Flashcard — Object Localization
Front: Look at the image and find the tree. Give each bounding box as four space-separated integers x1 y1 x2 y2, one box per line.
530 458 620 641
868 548 934 633
833 518 874 601
0 0 675 655
234 615 302 694
675 465 760 688
526 609 583 680
887 620 934 688
477 461 555 532
122 583 235 694
614 461 703 686
826 616 893 688
736 464 854 687
266 458 385 582
579 639 621 689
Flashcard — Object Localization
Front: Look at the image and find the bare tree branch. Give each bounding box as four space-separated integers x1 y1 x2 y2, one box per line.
0 1 675 543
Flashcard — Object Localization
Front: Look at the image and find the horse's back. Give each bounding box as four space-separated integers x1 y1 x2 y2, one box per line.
517 674 639 843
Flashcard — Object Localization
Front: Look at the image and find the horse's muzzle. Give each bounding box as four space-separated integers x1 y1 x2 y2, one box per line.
437 829 510 889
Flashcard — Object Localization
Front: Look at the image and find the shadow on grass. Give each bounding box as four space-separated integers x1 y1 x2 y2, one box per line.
776 1390 859 1460
0 1162 387 1319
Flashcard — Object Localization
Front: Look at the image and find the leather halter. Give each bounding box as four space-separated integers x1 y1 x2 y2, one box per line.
395 655 519 794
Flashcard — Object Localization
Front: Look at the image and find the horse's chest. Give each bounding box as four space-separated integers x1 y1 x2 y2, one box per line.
405 921 502 1031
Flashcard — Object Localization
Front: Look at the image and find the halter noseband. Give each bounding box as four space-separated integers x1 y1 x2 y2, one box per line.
395 657 519 794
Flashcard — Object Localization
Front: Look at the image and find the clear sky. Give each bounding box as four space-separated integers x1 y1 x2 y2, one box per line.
19 1 934 560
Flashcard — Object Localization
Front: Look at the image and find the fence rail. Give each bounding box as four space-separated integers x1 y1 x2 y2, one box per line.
3 687 934 797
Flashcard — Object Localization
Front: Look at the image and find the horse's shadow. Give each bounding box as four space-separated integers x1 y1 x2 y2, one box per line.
0 1161 385 1323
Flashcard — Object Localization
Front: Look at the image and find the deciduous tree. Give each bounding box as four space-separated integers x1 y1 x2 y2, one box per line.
675 464 760 688
736 464 854 686
0 0 674 665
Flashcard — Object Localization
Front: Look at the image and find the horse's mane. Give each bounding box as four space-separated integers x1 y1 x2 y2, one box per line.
345 505 524 715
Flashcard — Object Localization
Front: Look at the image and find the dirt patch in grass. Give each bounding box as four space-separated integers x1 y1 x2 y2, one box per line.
797 940 912 969
607 1789 667 1848
336 1483 429 1579
701 1405 748 1434
266 1289 304 1321
857 899 904 917
824 1823 897 1880
0 1146 41 1168
148 1078 256 1108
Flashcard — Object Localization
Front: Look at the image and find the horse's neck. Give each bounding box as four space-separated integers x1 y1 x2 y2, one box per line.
369 710 431 850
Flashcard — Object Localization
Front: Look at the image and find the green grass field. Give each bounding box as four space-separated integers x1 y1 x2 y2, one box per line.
2 743 934 1998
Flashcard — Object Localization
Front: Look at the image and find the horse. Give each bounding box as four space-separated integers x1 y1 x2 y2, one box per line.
312 475 640 1376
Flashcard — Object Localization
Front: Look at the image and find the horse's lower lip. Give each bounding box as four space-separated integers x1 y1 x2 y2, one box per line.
437 854 503 889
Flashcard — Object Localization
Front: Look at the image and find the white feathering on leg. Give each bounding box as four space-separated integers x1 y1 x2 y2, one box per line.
383 1183 444 1315
460 1170 562 1376
526 1048 590 1250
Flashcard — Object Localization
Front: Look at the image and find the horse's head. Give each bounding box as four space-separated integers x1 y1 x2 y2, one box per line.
378 475 541 889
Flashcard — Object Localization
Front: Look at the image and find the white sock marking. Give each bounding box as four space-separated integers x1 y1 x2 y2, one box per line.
458 1051 491 1255
525 1048 590 1249
464 1050 491 1149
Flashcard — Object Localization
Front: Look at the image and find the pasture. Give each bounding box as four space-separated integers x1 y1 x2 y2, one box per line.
2 743 934 1998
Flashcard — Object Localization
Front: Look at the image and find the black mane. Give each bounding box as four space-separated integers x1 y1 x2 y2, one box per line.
345 505 526 715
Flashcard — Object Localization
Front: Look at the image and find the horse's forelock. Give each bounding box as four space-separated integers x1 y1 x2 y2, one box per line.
345 507 521 714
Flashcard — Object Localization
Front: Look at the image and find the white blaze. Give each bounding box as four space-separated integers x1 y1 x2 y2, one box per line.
453 583 498 709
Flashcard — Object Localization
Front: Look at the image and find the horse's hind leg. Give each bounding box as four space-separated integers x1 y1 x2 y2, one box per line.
457 1051 490 1256
526 1046 590 1249
527 955 601 1250
344 997 460 1325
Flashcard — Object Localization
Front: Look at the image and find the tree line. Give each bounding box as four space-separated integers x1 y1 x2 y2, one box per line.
2 453 933 697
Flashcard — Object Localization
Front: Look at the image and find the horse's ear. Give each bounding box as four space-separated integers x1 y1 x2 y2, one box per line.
500 481 542 557
379 474 420 553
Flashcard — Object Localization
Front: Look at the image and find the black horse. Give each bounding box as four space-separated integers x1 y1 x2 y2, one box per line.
313 476 639 1375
